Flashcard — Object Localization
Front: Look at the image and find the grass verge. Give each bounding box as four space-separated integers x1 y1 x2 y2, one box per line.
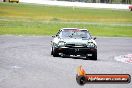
0 2 132 37
0 20 132 37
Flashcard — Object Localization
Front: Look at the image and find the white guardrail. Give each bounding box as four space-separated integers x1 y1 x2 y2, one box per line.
19 0 131 10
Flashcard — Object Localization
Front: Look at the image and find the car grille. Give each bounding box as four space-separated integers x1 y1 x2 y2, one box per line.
65 44 86 48
65 44 75 47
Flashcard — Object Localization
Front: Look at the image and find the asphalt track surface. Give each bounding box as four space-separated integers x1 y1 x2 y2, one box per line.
0 35 132 88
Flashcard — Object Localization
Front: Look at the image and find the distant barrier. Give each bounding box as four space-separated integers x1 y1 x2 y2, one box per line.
129 5 132 11
3 0 19 3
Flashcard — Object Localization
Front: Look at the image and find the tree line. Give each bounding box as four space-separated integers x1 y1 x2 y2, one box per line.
57 0 132 4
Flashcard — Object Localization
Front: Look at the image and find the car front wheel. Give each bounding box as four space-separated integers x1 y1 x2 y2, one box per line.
52 47 59 57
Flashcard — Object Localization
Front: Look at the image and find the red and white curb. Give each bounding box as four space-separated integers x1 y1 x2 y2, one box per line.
114 54 132 64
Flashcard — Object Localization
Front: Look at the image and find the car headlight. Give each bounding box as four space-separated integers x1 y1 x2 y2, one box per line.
58 41 65 46
52 42 58 47
87 42 96 48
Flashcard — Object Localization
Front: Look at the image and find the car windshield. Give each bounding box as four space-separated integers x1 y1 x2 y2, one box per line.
59 29 91 39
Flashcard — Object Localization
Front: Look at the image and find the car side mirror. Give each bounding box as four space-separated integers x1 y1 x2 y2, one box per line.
93 37 96 40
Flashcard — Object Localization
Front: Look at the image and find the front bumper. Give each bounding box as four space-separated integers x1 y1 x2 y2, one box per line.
56 46 97 55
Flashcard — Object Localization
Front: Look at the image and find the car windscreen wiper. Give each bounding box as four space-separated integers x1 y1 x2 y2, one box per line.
81 36 87 38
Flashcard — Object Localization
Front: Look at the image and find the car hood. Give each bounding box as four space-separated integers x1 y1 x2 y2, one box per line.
60 38 96 45
52 37 97 46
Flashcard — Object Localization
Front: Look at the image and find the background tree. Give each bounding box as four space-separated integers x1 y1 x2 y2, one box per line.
122 0 131 4
92 0 96 3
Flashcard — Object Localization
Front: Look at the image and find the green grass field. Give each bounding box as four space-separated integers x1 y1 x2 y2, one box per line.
0 2 132 37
